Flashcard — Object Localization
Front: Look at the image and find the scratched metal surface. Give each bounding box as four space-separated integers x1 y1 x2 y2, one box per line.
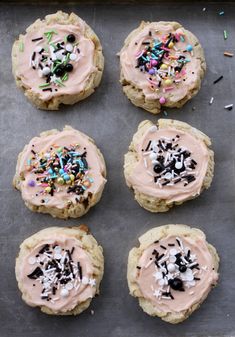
0 2 235 337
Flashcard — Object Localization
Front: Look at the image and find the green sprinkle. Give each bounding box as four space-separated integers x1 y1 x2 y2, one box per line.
163 111 168 117
224 30 228 40
19 41 24 52
50 42 57 49
63 53 70 65
219 11 224 16
47 34 52 43
55 79 65 87
44 30 58 43
52 62 62 73
39 83 50 88
61 73 68 82
45 29 58 35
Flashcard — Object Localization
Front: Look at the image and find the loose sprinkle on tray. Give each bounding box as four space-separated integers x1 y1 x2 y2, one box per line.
224 51 234 57
224 104 233 111
213 75 223 84
224 30 228 40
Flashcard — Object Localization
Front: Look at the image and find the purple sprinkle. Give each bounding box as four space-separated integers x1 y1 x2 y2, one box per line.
148 69 155 75
28 180 36 187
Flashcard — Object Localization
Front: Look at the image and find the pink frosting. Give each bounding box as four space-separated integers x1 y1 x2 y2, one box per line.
18 235 96 313
120 22 202 102
16 128 106 209
16 21 96 100
136 235 218 313
126 125 209 203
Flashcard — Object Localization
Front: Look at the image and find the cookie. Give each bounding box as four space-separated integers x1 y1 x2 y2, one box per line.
127 224 219 323
119 21 206 114
124 119 214 212
12 11 104 110
13 125 107 218
15 225 104 315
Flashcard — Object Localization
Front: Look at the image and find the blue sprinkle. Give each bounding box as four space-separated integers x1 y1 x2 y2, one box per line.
186 44 193 52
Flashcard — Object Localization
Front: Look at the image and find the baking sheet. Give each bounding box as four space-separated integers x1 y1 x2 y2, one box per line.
0 2 235 337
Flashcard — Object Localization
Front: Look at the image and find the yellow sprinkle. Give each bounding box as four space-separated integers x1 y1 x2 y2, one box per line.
45 187 51 193
165 79 173 86
160 64 168 70
70 174 75 181
57 177 64 185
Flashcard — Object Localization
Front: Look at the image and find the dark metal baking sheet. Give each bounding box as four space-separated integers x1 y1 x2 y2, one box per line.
0 2 235 337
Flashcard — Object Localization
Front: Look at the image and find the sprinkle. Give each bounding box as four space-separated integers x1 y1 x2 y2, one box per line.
224 104 233 110
219 11 224 16
202 7 206 11
144 259 154 269
163 110 168 117
224 51 234 57
213 75 223 84
61 73 68 82
28 180 36 187
159 97 166 104
19 41 24 52
44 30 58 43
224 30 228 40
55 79 65 87
32 37 43 42
39 83 50 88
209 97 214 105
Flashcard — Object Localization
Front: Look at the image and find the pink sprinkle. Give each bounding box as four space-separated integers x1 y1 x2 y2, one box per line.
147 79 158 86
175 73 181 78
41 183 49 187
159 97 166 104
161 47 171 52
165 86 174 91
174 33 180 41
135 51 143 58
151 60 158 66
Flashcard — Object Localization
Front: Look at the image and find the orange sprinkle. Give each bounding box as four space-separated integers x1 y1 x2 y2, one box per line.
224 51 234 57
